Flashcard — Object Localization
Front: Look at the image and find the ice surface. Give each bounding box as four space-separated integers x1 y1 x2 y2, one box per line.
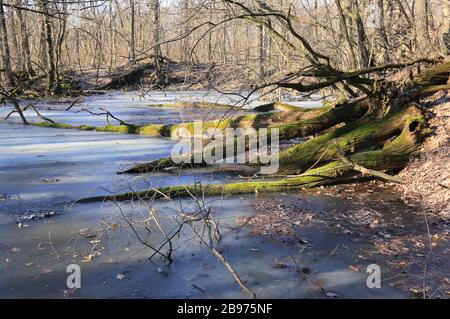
0 92 405 299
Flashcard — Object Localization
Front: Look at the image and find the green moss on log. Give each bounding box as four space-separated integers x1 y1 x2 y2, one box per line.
252 102 314 112
84 122 426 202
278 105 424 174
414 61 450 86
150 101 239 110
32 122 76 129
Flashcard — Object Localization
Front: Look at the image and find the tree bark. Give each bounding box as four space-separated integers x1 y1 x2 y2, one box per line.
39 0 58 93
15 0 34 76
415 0 432 55
335 0 357 69
352 0 370 67
0 0 14 86
258 24 266 76
152 0 161 77
375 0 389 63
129 0 136 64
181 0 190 63
443 0 450 54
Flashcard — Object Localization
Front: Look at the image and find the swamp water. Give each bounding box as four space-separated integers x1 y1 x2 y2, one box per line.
0 92 408 298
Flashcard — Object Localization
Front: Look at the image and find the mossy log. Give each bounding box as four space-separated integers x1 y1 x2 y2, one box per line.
150 101 242 110
277 105 424 174
120 97 371 173
78 61 449 202
252 101 315 112
30 102 327 138
32 121 167 135
413 61 450 87
83 109 428 202
118 61 450 175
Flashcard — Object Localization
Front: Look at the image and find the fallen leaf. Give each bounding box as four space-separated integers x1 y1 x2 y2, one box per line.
348 265 359 272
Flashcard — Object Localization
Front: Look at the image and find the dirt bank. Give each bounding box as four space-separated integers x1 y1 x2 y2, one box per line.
393 90 450 218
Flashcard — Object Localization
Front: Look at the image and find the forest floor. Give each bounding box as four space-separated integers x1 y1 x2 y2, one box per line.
394 90 450 218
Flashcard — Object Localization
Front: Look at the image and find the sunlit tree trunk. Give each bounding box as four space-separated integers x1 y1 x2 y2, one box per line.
375 0 389 63
39 0 58 92
15 0 34 76
442 0 450 54
129 0 136 64
415 0 432 55
258 24 265 76
0 0 14 86
352 0 370 67
335 0 357 69
152 0 161 75
181 0 190 63
208 1 213 64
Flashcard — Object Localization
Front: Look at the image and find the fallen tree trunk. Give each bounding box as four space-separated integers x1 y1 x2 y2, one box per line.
277 105 425 174
83 104 428 202
119 61 450 175
120 98 371 173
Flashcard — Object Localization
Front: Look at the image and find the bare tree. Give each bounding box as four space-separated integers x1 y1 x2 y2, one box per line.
0 0 14 86
129 0 136 64
38 0 58 92
352 0 370 67
152 0 161 76
415 0 432 54
258 24 266 76
14 0 34 76
335 0 357 68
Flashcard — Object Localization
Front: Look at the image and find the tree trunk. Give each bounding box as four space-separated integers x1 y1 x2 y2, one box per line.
10 13 21 72
258 24 266 76
129 0 136 64
415 0 432 55
15 0 34 76
352 0 370 67
39 0 58 93
181 0 190 63
443 0 450 54
55 2 68 75
335 0 357 69
0 0 14 86
152 0 161 77
375 0 389 63
39 17 48 69
208 1 214 64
